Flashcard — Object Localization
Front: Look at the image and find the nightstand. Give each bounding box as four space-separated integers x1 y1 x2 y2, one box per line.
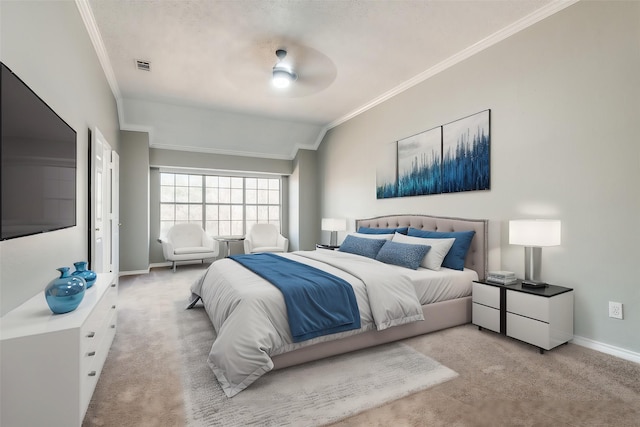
472 280 574 353
316 244 340 250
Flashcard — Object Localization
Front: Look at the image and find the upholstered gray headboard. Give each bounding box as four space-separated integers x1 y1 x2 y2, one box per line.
356 214 488 280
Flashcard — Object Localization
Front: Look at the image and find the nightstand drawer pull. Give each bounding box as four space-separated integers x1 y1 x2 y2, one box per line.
111 305 116 309
88 371 97 377
86 332 96 338
111 283 116 287
87 351 96 357
110 324 116 328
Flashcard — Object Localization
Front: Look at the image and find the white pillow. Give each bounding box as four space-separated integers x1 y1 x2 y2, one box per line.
391 233 455 270
348 232 394 240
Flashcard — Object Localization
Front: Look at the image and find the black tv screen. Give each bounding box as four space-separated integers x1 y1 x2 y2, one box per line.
1 62 77 240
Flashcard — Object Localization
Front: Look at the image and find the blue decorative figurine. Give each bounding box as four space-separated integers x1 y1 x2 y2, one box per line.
72 261 97 289
44 267 86 314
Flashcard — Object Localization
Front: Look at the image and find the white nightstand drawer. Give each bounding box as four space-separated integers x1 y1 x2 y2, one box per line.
472 303 500 333
507 313 551 350
507 290 549 322
472 282 500 309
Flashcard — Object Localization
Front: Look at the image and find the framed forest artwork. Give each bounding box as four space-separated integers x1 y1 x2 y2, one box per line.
376 109 490 199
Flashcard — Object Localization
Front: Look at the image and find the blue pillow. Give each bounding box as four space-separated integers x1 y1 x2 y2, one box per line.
339 235 387 259
357 226 409 235
375 240 431 270
406 228 475 271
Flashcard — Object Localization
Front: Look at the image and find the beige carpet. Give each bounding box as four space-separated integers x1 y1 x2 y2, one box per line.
84 264 640 427
178 303 457 427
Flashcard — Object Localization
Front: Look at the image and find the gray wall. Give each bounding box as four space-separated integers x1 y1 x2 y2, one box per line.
318 1 640 353
150 148 292 175
0 1 120 315
119 131 150 272
289 149 319 251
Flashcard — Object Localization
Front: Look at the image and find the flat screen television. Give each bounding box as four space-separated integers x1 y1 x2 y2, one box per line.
1 62 77 240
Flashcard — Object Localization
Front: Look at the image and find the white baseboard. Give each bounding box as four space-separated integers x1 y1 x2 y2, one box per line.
118 268 150 277
572 335 640 364
120 260 210 277
149 262 172 269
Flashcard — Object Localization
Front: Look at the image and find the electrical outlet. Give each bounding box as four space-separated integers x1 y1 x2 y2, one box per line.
609 301 623 320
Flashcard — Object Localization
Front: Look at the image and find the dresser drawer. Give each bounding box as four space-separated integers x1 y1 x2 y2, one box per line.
472 282 500 309
506 290 549 322
80 307 117 378
81 282 117 355
80 309 117 415
472 303 500 333
507 313 551 350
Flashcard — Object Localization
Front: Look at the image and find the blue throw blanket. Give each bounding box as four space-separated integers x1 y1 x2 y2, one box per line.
229 253 361 342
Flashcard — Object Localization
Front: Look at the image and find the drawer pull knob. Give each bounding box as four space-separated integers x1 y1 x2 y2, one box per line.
87 332 96 338
111 283 116 287
87 351 96 357
110 324 116 328
88 371 97 377
111 305 116 309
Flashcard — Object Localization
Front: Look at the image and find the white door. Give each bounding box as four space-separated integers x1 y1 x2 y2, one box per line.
110 151 120 274
91 130 104 273
91 128 112 274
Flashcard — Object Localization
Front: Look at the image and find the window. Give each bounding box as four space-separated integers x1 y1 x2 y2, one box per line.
160 172 281 238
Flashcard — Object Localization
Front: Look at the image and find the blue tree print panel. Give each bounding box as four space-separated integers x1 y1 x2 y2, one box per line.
397 126 442 197
376 141 398 199
442 110 490 193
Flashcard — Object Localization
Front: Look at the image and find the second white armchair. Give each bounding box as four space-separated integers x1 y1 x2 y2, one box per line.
243 223 289 254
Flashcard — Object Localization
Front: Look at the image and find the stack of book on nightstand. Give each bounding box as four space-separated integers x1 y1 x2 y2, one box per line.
487 271 517 285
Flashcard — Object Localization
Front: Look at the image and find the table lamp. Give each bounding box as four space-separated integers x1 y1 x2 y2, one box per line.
321 218 347 246
509 219 561 284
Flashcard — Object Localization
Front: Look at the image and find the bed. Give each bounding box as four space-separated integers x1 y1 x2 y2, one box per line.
190 214 488 397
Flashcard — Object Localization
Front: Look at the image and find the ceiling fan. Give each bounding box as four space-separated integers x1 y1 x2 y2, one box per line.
222 40 337 98
271 49 297 89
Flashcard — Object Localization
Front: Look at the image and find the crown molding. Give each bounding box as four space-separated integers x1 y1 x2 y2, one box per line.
328 0 580 130
75 0 122 101
149 142 294 161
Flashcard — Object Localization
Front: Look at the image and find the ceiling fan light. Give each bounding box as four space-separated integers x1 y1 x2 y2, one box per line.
272 68 296 88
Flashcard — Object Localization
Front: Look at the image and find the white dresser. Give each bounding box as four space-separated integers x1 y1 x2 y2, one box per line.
1 272 118 427
472 280 573 353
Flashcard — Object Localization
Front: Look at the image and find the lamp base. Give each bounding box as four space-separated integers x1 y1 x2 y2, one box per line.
524 246 542 282
330 231 338 247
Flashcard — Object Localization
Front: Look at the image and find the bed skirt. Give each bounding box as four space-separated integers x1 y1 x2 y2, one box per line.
272 296 472 369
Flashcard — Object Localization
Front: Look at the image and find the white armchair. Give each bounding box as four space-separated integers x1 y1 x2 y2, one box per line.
243 223 289 254
160 223 219 271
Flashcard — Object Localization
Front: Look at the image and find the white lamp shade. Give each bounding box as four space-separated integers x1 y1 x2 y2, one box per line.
321 218 347 232
509 219 561 247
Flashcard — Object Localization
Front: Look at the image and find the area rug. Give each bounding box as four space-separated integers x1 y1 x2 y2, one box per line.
176 303 458 426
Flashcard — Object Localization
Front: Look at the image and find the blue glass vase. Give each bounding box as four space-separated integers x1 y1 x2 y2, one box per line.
72 261 97 289
44 267 86 314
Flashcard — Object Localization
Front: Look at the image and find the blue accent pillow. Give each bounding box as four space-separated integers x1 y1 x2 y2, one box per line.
406 228 475 271
357 226 409 235
375 240 431 270
339 235 387 259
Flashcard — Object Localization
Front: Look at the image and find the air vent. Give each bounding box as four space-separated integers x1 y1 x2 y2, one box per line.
135 60 151 71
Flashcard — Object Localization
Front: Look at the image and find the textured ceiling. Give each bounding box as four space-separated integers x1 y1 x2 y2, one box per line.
85 0 568 159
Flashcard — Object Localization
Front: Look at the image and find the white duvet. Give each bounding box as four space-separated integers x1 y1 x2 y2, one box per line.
190 249 424 397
